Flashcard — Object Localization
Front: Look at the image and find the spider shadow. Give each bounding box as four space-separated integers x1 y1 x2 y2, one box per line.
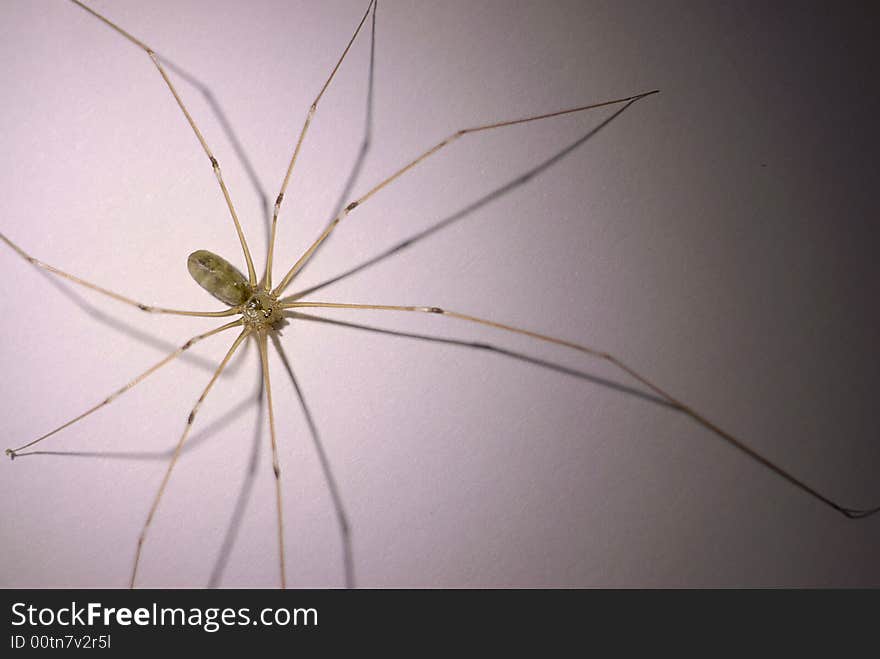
207 354 265 588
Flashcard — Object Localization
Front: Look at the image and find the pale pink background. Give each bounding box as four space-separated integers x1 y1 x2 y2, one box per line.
1 0 878 587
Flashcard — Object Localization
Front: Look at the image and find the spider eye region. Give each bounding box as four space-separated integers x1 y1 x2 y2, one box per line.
242 291 284 329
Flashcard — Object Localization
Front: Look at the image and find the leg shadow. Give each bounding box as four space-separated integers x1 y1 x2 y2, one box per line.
288 311 673 410
271 333 356 588
208 361 266 587
285 97 645 302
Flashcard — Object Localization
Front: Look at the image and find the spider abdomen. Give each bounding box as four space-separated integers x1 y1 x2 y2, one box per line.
187 249 251 307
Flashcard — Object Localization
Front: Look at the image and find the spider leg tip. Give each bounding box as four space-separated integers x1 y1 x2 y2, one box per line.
5 448 16 460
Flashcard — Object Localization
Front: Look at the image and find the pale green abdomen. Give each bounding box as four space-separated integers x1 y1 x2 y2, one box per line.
187 250 251 306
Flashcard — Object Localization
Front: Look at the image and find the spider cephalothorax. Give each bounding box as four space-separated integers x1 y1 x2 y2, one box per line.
242 290 284 330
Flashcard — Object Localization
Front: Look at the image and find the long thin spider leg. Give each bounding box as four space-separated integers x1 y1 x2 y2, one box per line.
68 0 257 286
270 333 355 589
271 89 659 296
131 327 250 589
257 332 287 588
283 301 880 520
0 232 239 318
13 388 258 463
158 56 273 240
294 0 379 286
264 0 376 290
5 319 243 459
284 98 634 303
40 271 221 373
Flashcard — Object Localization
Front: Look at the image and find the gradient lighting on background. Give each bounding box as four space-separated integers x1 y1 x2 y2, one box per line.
0 0 877 587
